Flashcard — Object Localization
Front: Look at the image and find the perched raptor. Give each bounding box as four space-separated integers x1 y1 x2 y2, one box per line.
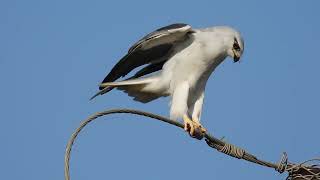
92 23 244 139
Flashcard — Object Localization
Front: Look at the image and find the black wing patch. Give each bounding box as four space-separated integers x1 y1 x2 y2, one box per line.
99 44 172 89
132 61 166 79
98 23 193 91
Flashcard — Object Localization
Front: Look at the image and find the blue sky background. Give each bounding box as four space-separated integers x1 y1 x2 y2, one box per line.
1 0 319 179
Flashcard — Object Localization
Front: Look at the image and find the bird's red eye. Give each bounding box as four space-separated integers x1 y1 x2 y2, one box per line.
233 42 240 51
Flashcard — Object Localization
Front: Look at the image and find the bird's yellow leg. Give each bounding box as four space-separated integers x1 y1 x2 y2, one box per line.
183 115 206 139
183 114 195 136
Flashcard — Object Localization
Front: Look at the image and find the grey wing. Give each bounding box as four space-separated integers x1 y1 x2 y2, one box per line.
99 23 194 90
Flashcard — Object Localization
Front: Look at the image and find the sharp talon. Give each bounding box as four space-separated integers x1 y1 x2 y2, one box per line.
201 126 207 133
183 115 206 140
184 121 190 132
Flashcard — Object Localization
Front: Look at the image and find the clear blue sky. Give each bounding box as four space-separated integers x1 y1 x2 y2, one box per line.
1 0 319 179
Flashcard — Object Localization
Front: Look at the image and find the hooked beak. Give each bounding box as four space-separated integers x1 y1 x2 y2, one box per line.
233 50 241 63
234 55 240 63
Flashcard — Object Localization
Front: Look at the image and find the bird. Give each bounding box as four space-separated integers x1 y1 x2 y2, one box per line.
91 23 244 139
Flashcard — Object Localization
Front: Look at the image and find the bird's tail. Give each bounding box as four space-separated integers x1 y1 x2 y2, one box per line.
90 76 160 102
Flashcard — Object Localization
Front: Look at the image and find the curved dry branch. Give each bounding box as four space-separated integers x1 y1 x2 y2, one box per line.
64 108 320 180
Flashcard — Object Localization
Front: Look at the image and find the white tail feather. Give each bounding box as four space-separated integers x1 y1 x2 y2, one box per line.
100 76 158 88
97 76 164 103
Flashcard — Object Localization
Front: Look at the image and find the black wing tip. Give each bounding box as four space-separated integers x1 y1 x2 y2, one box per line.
90 86 104 100
90 86 114 100
90 92 100 101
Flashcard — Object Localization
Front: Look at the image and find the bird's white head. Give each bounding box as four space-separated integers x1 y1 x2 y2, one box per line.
224 27 244 63
203 26 244 62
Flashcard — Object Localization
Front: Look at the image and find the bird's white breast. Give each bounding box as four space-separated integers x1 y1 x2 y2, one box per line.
161 31 228 94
